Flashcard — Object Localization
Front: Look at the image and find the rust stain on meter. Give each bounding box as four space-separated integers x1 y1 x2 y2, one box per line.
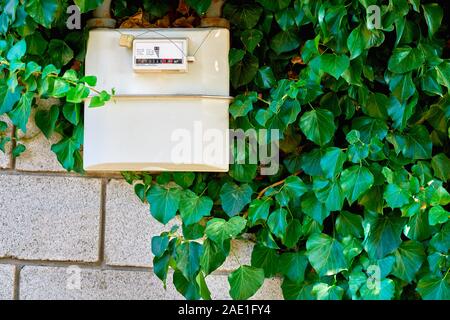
132 38 188 72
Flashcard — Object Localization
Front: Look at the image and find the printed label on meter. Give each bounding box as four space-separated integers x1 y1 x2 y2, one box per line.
132 39 188 72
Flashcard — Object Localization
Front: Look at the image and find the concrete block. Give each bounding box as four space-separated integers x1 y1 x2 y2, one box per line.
0 174 101 262
0 264 15 300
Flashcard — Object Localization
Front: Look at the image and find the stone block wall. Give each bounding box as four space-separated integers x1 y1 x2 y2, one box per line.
0 114 282 300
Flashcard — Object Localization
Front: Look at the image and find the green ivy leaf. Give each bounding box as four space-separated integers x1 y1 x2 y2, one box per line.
146 185 181 224
363 213 406 259
320 147 346 179
281 279 315 300
428 206 449 226
176 241 203 280
151 234 169 258
422 4 443 37
360 278 395 300
80 75 97 87
230 53 259 89
248 199 271 226
392 240 425 282
352 116 388 144
435 61 450 89
173 270 200 300
397 125 432 160
270 30 300 55
306 233 348 276
315 179 345 212
384 184 410 209
229 92 257 119
12 143 25 157
284 175 308 198
336 211 364 238
185 0 212 15
347 24 370 60
283 219 302 248
195 272 211 300
387 46 425 73
429 222 450 254
224 4 263 30
25 32 48 55
35 104 59 139
51 123 83 171
256 0 290 11
200 238 230 275
241 29 263 53
25 0 58 28
251 244 278 277
310 54 350 80
404 210 432 241
0 83 21 114
229 48 244 66
340 166 374 204
299 109 336 146
220 182 253 217
179 190 213 226
48 40 74 69
389 74 416 104
6 39 26 61
312 283 344 300
228 266 265 300
173 172 195 188
24 61 41 80
431 153 450 182
275 7 296 31
66 84 90 104
62 103 80 126
255 66 276 89
89 90 111 108
205 216 247 248
301 192 330 224
74 0 104 13
279 252 308 283
416 274 450 300
8 91 33 132
267 208 288 240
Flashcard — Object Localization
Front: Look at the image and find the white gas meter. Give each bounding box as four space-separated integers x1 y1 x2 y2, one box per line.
133 38 188 72
84 28 230 172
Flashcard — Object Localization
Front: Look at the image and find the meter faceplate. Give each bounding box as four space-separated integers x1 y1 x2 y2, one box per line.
132 39 188 72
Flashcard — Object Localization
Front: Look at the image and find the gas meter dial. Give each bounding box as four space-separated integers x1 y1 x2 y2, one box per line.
132 38 188 72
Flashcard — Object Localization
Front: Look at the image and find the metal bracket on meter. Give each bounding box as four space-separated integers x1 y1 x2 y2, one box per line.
119 34 194 72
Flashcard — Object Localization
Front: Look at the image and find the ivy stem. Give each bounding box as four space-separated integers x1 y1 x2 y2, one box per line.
257 96 270 105
256 171 302 199
51 76 103 95
199 186 208 197
444 267 450 280
231 246 241 266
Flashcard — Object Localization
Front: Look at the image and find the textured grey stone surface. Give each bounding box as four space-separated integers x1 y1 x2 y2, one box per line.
220 240 254 272
104 179 179 267
19 266 283 300
0 174 101 262
0 264 15 300
15 132 64 172
19 266 181 300
206 275 283 300
104 179 254 270
0 116 12 169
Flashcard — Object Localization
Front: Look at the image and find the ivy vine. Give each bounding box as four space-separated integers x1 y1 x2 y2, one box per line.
1 0 450 300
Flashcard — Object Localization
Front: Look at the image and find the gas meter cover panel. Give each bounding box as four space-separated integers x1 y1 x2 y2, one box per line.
84 28 230 172
133 39 188 72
